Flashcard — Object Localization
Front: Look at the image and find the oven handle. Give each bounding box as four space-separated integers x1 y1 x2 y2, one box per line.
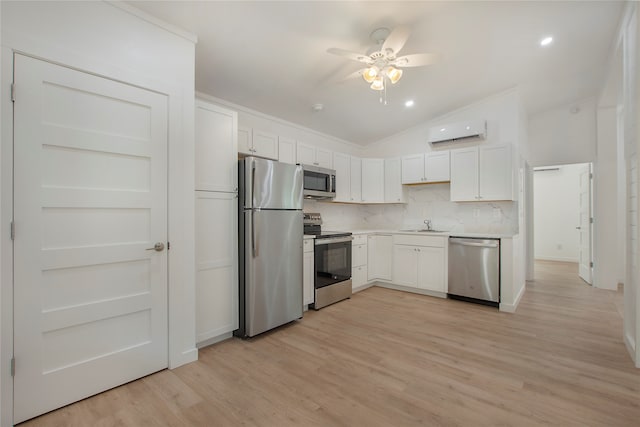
315 236 353 245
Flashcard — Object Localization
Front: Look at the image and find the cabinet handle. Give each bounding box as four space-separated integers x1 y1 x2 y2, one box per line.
313 162 319 166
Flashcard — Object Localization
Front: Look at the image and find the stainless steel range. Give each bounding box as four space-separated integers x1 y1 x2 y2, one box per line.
304 213 353 310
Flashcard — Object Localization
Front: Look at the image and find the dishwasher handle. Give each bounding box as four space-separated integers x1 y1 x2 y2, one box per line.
449 238 499 249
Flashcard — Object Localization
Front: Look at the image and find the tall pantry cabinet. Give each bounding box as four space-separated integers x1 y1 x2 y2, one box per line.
194 99 239 345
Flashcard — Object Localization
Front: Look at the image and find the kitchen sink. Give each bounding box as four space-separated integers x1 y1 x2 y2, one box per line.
400 229 448 233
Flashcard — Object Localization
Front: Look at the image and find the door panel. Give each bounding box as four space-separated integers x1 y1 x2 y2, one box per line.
13 54 168 423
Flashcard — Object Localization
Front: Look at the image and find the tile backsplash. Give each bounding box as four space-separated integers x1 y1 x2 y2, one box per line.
304 183 518 234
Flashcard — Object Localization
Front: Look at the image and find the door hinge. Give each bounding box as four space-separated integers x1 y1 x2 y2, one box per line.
10 357 15 377
590 217 594 224
10 221 15 241
589 173 593 179
590 261 594 268
167 241 170 250
10 83 15 102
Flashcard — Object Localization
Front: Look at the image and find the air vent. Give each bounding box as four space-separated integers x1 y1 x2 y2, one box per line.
428 120 486 144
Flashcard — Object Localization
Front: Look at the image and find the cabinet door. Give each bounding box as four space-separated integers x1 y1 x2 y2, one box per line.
368 235 393 281
238 126 252 155
296 142 316 166
195 100 238 192
479 145 512 201
352 266 367 291
278 137 297 164
333 152 351 202
195 191 238 343
361 158 385 203
303 250 315 306
417 247 446 292
425 151 450 182
252 129 278 160
392 245 419 287
352 243 367 267
401 154 425 184
384 157 404 203
450 147 479 201
316 148 333 169
350 157 362 202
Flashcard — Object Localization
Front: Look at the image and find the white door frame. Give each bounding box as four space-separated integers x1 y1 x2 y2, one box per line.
0 49 197 425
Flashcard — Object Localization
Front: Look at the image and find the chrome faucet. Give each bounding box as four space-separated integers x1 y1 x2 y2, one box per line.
423 219 433 231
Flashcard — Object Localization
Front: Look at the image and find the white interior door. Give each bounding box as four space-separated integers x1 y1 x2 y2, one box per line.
13 54 169 423
578 164 593 284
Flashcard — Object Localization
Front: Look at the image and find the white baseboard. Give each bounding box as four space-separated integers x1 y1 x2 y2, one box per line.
352 282 375 293
169 347 198 369
500 284 526 313
534 256 579 263
373 282 447 299
197 332 233 349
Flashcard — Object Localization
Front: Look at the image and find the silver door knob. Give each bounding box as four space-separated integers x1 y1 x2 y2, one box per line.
576 226 581 230
146 242 165 251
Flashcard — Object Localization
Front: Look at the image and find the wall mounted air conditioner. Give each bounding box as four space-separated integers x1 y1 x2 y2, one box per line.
427 119 487 144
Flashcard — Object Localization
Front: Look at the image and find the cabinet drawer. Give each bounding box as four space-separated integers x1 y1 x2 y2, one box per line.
352 243 367 267
352 234 367 246
303 238 315 253
393 234 446 248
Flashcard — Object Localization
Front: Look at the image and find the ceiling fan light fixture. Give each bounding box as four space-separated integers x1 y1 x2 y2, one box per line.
362 66 379 83
370 76 385 91
385 66 403 84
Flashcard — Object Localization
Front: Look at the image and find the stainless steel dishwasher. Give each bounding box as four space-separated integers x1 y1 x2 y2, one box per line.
448 237 500 307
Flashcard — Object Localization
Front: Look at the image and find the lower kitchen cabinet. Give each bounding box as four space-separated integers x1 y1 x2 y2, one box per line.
392 235 447 293
303 237 315 307
352 265 368 290
195 191 238 344
352 234 368 291
368 234 393 281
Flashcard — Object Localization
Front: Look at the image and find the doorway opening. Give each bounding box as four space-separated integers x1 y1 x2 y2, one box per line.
533 162 593 285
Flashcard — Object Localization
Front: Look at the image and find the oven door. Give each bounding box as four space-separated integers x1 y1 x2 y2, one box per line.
314 236 352 289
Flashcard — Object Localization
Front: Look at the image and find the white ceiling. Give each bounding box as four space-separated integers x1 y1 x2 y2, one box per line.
129 1 624 145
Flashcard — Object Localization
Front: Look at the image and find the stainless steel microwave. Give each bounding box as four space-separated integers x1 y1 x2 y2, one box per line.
301 164 336 200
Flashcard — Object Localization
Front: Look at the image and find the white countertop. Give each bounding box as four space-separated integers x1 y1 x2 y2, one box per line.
343 229 517 239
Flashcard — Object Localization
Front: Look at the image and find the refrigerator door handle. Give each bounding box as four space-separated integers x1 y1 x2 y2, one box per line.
252 212 258 257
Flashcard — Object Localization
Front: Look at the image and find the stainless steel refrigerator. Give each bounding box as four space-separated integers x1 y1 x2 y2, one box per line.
235 157 304 338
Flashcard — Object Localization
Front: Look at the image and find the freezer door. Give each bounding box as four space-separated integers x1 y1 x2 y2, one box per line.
240 157 303 210
448 238 500 302
244 209 303 336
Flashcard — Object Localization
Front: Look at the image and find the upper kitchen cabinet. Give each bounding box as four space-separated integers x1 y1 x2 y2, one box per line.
401 151 450 184
195 100 238 192
297 142 333 169
350 157 362 203
278 137 297 164
384 158 405 203
361 158 385 203
333 152 351 202
450 145 513 201
238 126 278 160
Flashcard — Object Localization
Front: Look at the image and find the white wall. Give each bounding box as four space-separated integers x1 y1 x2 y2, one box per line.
594 107 620 290
533 164 583 262
1 2 197 423
527 97 597 167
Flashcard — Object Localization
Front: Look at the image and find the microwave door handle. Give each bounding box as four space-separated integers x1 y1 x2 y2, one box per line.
331 174 336 193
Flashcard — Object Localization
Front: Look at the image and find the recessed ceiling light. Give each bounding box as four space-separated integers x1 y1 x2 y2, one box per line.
405 100 415 107
440 128 446 132
540 36 553 47
311 103 324 112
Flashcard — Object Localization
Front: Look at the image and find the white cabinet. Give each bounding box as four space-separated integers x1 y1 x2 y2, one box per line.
238 126 278 160
367 234 393 281
278 137 297 164
392 234 447 293
195 100 237 192
297 142 332 168
352 234 368 291
350 157 362 202
361 158 385 203
384 157 404 203
303 237 315 307
401 151 450 184
333 152 351 202
450 145 512 201
195 191 238 343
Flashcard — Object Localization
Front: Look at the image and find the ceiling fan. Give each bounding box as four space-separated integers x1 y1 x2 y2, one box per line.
327 27 439 103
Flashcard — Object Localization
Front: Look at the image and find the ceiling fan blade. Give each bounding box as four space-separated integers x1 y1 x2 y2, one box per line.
392 53 441 67
381 26 410 56
342 69 365 81
327 48 371 63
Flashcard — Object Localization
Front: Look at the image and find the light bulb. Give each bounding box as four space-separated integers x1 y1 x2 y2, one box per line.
362 67 379 83
370 76 384 91
385 66 403 84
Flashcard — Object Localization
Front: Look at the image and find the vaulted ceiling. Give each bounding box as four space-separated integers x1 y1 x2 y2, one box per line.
129 1 624 144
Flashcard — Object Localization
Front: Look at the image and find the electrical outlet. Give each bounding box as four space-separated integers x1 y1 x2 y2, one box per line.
556 244 563 250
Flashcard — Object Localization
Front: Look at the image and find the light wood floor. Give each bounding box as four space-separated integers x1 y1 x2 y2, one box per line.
22 261 640 426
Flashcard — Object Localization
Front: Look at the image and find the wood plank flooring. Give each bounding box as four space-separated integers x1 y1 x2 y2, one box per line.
21 260 640 426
